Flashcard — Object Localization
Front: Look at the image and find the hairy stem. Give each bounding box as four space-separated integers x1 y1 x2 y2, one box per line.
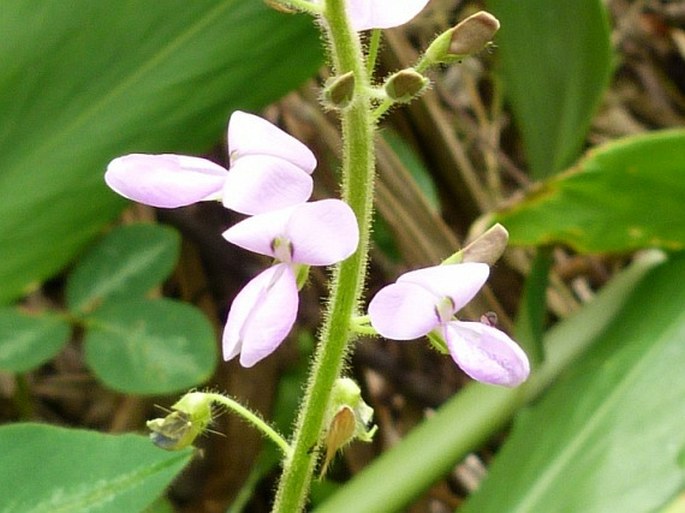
272 0 375 510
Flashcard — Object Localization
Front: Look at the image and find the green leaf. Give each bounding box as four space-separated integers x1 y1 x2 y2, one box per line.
84 299 217 394
66 224 180 314
0 308 70 373
460 253 685 513
486 0 612 177
494 129 685 253
513 248 552 367
0 423 191 513
0 0 322 305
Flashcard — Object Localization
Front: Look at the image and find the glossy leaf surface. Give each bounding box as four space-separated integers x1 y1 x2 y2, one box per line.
495 130 685 253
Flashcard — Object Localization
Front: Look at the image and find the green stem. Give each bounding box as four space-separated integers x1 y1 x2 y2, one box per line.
272 0 375 510
204 392 292 458
366 29 382 76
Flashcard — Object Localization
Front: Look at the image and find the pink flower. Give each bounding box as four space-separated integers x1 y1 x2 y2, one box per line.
325 0 431 31
104 111 315 213
223 111 316 214
105 154 227 208
368 263 530 387
222 199 359 367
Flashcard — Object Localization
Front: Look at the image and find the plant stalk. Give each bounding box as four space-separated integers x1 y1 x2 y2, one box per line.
271 0 375 510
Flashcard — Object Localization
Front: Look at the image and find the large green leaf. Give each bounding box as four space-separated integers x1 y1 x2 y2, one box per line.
0 423 192 513
460 252 685 513
486 0 612 178
494 130 685 253
84 298 217 394
0 0 322 305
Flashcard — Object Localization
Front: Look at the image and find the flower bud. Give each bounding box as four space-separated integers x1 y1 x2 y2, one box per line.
384 69 429 103
147 391 214 450
423 11 500 66
320 378 377 475
442 223 509 266
322 71 356 109
449 11 500 57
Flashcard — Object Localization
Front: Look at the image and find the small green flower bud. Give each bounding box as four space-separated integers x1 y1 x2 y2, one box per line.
384 69 429 103
322 71 356 109
147 391 214 451
422 11 500 67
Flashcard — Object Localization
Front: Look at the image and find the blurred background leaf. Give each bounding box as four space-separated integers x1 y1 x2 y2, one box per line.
66 224 180 314
0 423 192 513
0 308 70 373
494 129 685 253
0 0 322 305
460 252 685 513
486 0 613 178
84 298 217 394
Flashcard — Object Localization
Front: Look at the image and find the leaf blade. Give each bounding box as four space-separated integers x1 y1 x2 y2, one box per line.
0 0 322 304
495 129 685 253
486 0 612 177
0 423 191 513
84 299 217 394
460 253 685 513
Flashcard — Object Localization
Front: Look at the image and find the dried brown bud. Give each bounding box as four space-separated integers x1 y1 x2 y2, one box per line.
449 11 501 56
422 10 501 67
323 71 356 109
384 69 429 103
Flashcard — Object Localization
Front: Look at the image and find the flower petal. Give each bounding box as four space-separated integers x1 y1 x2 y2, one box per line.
344 0 430 31
222 155 313 215
445 321 530 387
222 264 299 367
105 154 227 208
368 281 441 339
398 263 489 313
286 199 359 265
222 207 295 259
228 111 317 174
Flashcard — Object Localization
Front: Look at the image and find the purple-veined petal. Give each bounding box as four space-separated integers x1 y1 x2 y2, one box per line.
344 0 430 30
105 154 227 208
368 281 441 339
222 155 313 215
444 321 530 387
398 263 489 313
222 207 295 259
228 111 317 174
287 199 359 265
222 264 299 367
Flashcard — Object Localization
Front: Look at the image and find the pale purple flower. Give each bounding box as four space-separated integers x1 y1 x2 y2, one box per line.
319 0 431 31
104 111 315 213
223 111 315 214
105 154 227 208
222 199 359 367
368 263 530 387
